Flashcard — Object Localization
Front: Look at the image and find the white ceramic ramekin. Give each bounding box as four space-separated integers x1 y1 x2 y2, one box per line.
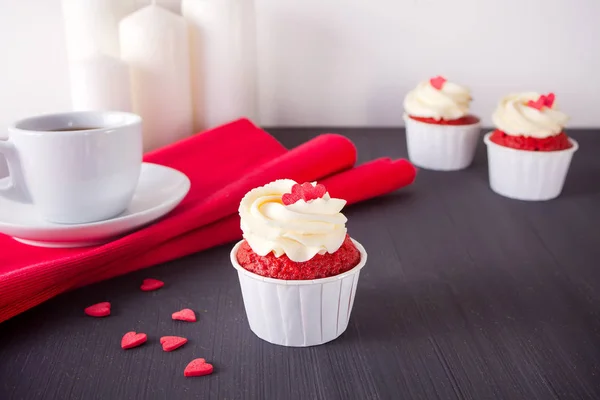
230 239 367 347
404 114 481 171
483 132 578 201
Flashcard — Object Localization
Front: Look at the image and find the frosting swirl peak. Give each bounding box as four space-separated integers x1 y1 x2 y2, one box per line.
492 92 569 138
239 179 348 262
404 78 472 120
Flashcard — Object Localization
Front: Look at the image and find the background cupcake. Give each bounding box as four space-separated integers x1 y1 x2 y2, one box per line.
484 92 578 201
403 76 481 171
231 179 367 347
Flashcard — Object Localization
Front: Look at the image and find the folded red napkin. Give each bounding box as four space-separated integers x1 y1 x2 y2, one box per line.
80 157 417 289
0 119 416 322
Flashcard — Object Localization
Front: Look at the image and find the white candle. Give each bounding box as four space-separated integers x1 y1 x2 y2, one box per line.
70 55 132 112
120 5 194 152
62 0 136 113
182 0 258 131
61 0 136 61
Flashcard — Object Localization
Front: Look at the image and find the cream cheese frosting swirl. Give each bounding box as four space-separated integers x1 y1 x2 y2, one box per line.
492 92 569 138
404 79 472 120
239 179 348 262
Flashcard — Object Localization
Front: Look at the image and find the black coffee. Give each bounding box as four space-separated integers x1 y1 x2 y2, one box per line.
49 127 101 131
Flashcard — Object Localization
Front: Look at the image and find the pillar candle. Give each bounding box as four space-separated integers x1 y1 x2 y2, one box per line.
61 0 136 61
70 55 132 112
120 5 194 152
61 0 136 113
182 0 258 131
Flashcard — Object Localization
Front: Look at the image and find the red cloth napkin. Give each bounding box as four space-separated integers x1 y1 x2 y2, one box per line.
0 119 416 322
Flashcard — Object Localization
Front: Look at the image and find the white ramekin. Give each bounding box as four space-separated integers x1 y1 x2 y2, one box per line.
483 132 578 201
230 239 367 347
404 114 481 171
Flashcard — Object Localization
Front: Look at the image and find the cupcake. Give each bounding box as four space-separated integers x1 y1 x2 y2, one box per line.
230 179 367 347
484 92 578 201
403 76 481 171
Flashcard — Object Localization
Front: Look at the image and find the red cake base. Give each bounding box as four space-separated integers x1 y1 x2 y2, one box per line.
236 235 361 280
409 115 480 126
489 130 572 151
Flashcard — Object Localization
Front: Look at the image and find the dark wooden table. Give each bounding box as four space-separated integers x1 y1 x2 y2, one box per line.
1 128 599 400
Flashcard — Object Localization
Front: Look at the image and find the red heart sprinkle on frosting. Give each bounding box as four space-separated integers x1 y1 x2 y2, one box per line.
172 308 196 322
544 93 555 107
140 278 164 292
527 93 555 110
121 331 147 349
184 358 214 377
527 97 545 110
282 183 327 206
430 76 447 90
84 302 111 317
160 336 188 352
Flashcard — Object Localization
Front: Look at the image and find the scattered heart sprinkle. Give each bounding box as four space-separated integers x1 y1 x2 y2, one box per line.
84 281 213 372
84 302 111 317
121 331 147 349
184 358 214 377
172 308 196 322
430 76 447 90
160 336 188 352
140 278 164 292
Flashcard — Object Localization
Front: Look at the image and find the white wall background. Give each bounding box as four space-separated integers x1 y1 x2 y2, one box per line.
0 0 599 133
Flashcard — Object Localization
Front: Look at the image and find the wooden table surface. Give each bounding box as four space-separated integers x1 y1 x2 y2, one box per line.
1 128 599 400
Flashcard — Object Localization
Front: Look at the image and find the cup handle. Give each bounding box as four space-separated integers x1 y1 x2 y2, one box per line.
0 138 30 203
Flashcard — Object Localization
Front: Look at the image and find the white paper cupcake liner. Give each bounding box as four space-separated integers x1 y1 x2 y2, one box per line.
230 239 367 347
404 114 481 171
483 132 578 201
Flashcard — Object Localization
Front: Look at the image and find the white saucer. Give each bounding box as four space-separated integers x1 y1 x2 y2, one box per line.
0 163 190 248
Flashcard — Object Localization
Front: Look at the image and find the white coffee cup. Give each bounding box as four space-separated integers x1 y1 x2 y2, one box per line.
0 111 143 224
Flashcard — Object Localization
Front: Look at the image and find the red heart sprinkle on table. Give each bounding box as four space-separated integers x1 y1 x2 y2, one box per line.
430 76 447 90
121 331 147 349
184 358 214 377
140 278 164 291
172 308 196 322
160 336 188 352
84 302 111 317
282 183 327 205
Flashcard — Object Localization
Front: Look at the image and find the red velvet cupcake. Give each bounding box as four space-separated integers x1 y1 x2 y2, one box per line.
408 115 480 126
484 92 578 201
236 180 361 279
230 179 367 347
403 76 481 170
490 92 572 152
236 234 360 280
489 130 571 152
